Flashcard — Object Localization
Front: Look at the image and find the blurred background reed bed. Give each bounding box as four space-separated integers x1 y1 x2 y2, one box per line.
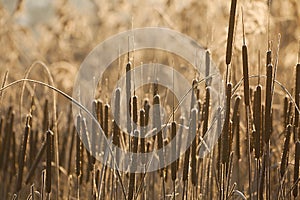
0 0 300 199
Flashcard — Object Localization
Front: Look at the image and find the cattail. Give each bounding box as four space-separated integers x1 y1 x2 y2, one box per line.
266 49 272 67
236 114 240 160
202 87 210 137
133 95 138 131
97 100 104 128
222 83 232 165
231 96 241 137
25 141 46 184
265 64 273 143
126 62 132 150
128 129 139 200
280 124 292 178
283 96 288 128
91 100 97 165
16 114 31 193
104 104 109 137
287 100 293 128
171 121 177 182
242 44 250 106
225 0 237 65
144 100 150 127
176 117 184 172
43 99 48 133
293 140 300 197
113 88 121 162
29 129 36 168
261 105 265 157
46 130 53 194
254 85 262 159
140 109 145 165
205 50 211 87
97 100 103 153
153 95 164 169
191 116 198 186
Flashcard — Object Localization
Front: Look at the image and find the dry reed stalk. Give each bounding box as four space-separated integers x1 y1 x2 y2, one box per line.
46 130 53 194
16 114 31 193
293 140 300 197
